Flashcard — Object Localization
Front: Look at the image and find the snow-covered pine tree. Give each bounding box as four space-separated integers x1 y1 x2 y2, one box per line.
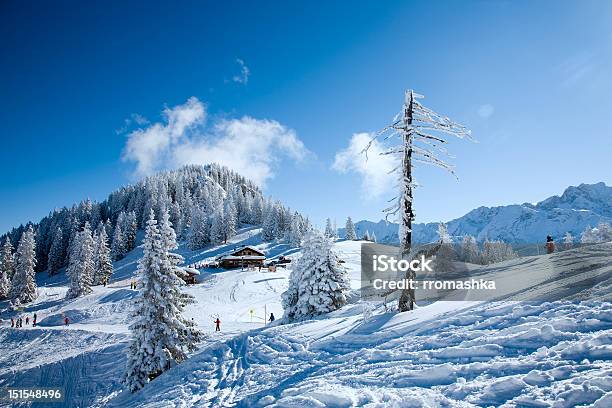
363 230 371 241
563 232 574 250
124 211 138 252
93 225 113 285
124 210 202 392
1 238 15 281
222 196 237 243
111 223 127 261
288 213 304 247
47 226 65 275
0 240 10 299
261 200 277 241
282 230 350 321
345 217 357 240
581 223 612 243
9 226 37 305
371 232 377 243
324 218 334 238
461 235 479 264
480 240 517 265
435 222 456 272
209 207 225 245
66 223 95 298
188 206 209 250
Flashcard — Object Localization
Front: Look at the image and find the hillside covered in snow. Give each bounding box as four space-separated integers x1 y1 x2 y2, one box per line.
0 168 611 407
1 229 611 407
344 182 612 245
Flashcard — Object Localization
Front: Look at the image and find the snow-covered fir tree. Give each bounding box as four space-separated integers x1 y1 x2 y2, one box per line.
437 223 452 244
66 223 95 299
222 196 237 243
460 235 480 264
47 226 65 275
111 223 127 261
9 226 37 305
188 206 209 250
344 217 357 240
435 223 456 272
124 210 202 392
1 238 15 282
324 218 335 238
93 225 113 285
581 222 612 244
282 230 350 321
0 240 10 299
261 201 278 241
363 230 371 241
288 213 304 247
209 207 225 245
480 239 518 265
563 232 574 250
370 232 377 243
123 211 138 252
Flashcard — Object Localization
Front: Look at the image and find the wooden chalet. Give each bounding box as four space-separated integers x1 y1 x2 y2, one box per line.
218 246 266 269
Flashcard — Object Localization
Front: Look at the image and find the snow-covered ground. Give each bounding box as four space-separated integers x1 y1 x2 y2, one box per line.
1 228 611 407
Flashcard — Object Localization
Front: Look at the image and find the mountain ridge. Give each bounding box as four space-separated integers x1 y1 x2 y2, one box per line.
342 182 612 244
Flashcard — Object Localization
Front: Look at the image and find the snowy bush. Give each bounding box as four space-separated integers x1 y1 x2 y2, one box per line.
282 231 350 321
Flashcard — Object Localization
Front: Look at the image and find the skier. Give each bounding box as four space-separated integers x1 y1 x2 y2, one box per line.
546 235 555 254
26 316 29 325
33 314 37 327
269 313 275 323
11 318 14 328
64 316 69 326
214 318 221 332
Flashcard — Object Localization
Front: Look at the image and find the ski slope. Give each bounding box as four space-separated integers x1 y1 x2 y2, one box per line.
0 230 611 407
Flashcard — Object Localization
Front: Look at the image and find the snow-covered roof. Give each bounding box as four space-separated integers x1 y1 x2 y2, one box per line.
229 246 265 256
183 267 201 275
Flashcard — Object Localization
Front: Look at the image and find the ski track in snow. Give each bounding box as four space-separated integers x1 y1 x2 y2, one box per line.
0 232 611 407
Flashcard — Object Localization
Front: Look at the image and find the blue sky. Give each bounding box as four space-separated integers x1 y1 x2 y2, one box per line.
1 1 611 233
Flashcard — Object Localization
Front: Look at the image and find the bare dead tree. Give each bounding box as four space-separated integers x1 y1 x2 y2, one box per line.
363 90 472 312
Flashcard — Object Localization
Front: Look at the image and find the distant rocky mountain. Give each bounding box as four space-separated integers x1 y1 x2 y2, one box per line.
341 182 612 244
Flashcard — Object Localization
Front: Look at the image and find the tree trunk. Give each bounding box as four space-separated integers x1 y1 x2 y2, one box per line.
398 90 416 312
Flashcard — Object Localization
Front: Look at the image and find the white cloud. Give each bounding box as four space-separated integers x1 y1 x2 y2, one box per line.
232 58 250 85
477 104 495 119
122 97 309 186
332 133 397 199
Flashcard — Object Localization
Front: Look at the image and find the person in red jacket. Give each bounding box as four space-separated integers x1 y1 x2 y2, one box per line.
214 318 221 332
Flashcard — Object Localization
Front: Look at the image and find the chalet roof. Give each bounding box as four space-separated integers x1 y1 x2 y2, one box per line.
183 267 201 275
229 246 265 256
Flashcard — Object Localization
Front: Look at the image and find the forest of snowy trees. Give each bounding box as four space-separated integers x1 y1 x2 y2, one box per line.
0 164 308 304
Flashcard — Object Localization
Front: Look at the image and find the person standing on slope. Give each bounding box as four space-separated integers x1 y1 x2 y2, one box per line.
269 313 275 323
214 318 221 331
546 235 555 254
